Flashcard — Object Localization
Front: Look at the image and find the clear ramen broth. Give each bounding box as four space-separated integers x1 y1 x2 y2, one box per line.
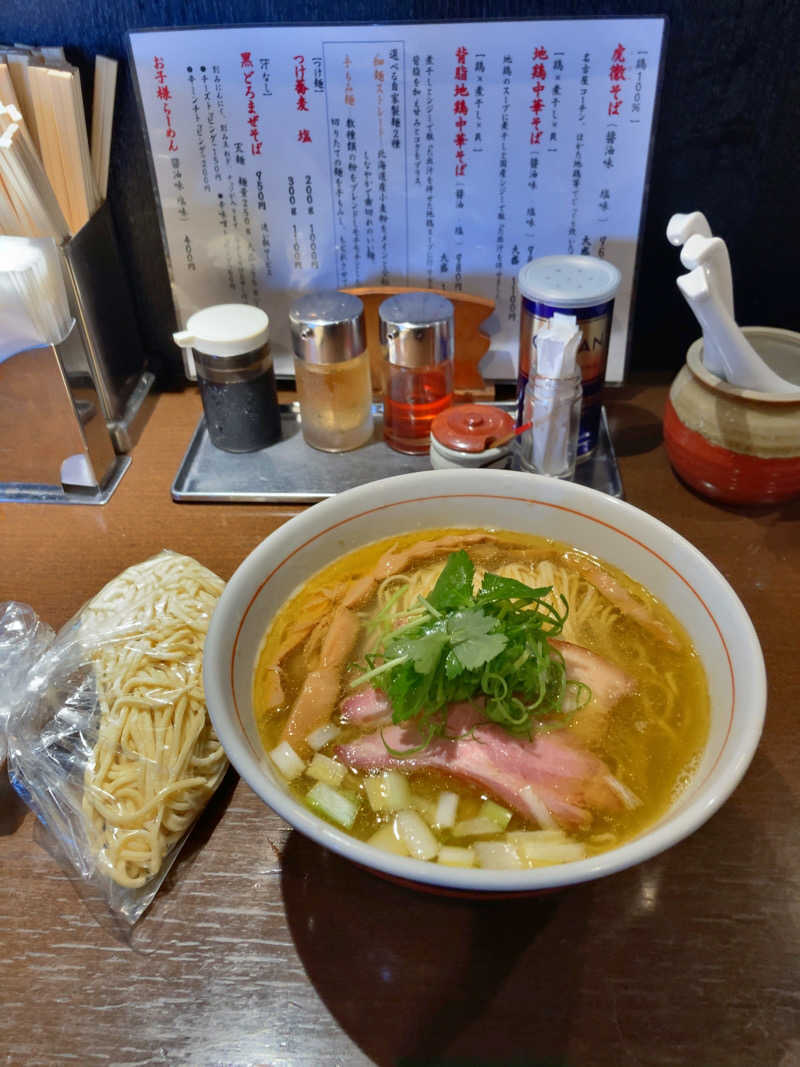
253 528 709 869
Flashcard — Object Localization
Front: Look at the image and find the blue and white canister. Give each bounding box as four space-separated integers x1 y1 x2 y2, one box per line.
518 255 621 458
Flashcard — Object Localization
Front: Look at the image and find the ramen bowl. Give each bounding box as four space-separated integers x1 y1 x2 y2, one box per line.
204 469 765 895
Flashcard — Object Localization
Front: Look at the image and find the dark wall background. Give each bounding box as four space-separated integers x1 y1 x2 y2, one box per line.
2 1 798 384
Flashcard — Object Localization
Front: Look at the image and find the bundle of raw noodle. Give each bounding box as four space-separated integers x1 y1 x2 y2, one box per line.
80 551 227 889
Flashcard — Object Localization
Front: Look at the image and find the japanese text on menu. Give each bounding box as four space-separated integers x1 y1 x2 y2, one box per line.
133 20 664 379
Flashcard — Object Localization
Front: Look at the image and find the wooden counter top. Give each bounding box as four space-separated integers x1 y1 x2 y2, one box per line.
1 382 798 1065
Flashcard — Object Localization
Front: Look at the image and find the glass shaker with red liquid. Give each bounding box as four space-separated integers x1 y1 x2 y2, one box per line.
378 292 454 454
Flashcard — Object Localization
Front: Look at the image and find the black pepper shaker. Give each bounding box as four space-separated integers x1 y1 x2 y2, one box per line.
174 304 281 452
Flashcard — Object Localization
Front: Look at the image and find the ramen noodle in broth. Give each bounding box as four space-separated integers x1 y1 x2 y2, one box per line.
253 529 709 870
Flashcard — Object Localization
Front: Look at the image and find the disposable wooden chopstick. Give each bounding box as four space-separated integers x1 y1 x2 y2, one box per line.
0 169 25 234
37 46 66 65
4 52 41 155
0 102 39 161
91 56 117 200
28 64 71 226
0 128 44 236
12 121 70 238
49 68 99 230
0 122 69 239
0 61 23 113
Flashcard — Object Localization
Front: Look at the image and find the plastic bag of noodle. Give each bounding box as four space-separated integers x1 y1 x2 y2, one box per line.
0 602 55 768
7 551 229 924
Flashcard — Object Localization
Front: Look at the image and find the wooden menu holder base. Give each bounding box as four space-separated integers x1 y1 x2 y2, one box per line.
342 285 496 401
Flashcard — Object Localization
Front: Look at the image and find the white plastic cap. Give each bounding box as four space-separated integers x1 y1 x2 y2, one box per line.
173 303 269 357
519 255 621 309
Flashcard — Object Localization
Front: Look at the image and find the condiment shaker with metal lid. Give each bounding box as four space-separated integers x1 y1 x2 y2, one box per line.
289 290 373 452
173 303 281 453
379 291 455 454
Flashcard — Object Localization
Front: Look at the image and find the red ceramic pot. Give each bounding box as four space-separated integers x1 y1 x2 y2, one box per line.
664 329 800 506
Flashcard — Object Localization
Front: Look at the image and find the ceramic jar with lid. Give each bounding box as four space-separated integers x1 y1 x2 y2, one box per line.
430 404 515 469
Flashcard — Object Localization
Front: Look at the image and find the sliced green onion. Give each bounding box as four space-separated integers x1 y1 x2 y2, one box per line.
306 753 346 788
437 845 476 868
306 722 341 751
434 791 459 830
305 782 360 829
395 810 439 861
348 652 409 689
452 816 505 839
364 769 411 813
473 840 524 870
269 741 306 781
367 823 410 856
480 799 513 830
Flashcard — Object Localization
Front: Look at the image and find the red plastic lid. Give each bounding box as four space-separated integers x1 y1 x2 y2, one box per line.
431 404 515 453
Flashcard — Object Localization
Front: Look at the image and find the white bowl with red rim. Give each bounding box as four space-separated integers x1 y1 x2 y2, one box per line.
203 469 765 895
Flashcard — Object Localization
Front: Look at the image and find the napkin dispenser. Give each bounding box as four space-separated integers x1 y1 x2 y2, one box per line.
0 202 153 504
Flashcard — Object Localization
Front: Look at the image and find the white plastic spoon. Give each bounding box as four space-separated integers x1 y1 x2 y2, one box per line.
666 211 711 247
666 213 731 377
679 234 736 380
676 267 797 393
665 211 729 375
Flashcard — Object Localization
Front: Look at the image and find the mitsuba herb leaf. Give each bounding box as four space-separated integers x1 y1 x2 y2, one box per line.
445 609 508 671
405 629 449 675
427 549 475 612
350 549 586 746
456 631 508 671
476 572 552 606
444 648 464 680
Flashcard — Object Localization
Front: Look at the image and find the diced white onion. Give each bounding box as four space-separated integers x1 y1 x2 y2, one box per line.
365 770 410 812
395 810 439 861
604 774 642 810
437 845 476 868
474 841 524 870
452 816 505 839
306 753 346 788
269 741 306 781
518 785 557 829
407 792 437 823
507 829 567 845
434 791 459 830
306 722 341 751
480 799 512 829
517 840 586 866
305 781 360 829
368 824 410 857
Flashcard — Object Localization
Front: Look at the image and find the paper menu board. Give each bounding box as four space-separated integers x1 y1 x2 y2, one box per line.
129 19 665 380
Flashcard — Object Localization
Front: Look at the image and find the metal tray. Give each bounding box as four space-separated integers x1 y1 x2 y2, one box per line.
171 402 623 503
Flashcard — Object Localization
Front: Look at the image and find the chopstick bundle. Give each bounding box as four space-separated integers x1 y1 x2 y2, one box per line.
29 65 99 233
0 46 117 238
0 121 69 239
49 68 100 230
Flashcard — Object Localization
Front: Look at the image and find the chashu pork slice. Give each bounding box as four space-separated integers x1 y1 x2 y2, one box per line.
337 703 624 830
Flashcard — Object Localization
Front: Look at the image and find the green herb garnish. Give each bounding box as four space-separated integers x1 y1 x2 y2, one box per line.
349 550 589 746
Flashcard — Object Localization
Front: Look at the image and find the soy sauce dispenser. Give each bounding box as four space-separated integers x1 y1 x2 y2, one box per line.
379 292 455 454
